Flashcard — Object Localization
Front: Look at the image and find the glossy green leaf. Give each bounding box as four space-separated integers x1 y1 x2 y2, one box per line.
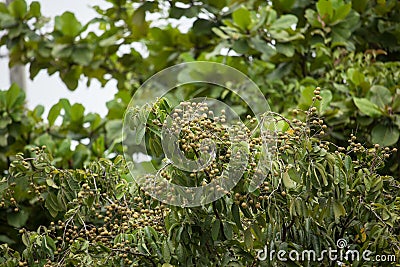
211 219 220 241
72 46 93 66
370 85 392 108
55 12 82 37
318 89 332 113
371 124 399 146
47 102 62 127
244 228 253 249
7 209 29 228
8 0 27 19
270 14 297 30
317 0 333 20
6 84 24 110
333 201 346 220
282 171 296 189
353 97 383 117
28 1 41 18
232 7 251 30
223 221 233 240
332 3 351 23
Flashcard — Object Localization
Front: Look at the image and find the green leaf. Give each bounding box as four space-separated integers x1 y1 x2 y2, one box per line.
333 200 346 220
45 191 63 217
106 120 123 143
72 46 93 66
332 3 351 23
344 155 352 172
7 209 29 228
244 228 253 249
319 89 332 113
55 11 82 37
212 27 229 39
353 97 383 117
276 43 294 57
298 86 314 109
28 1 41 18
232 7 251 30
352 0 368 13
347 68 365 86
223 221 233 240
8 0 27 19
99 35 118 47
162 241 171 263
231 203 243 230
46 178 59 189
270 14 297 30
282 171 296 189
51 44 73 58
211 219 220 241
371 124 399 146
60 66 81 90
47 102 62 127
0 235 15 244
370 85 392 108
45 236 56 251
6 83 24 110
250 36 276 60
192 19 214 36
317 0 333 20
70 103 85 122
0 134 8 146
232 39 249 54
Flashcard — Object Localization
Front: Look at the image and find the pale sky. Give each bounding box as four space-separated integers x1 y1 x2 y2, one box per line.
0 0 117 116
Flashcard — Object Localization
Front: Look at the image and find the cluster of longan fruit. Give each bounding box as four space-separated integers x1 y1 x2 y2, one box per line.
43 195 169 265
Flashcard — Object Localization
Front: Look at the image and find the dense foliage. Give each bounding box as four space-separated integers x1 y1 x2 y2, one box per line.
0 0 399 266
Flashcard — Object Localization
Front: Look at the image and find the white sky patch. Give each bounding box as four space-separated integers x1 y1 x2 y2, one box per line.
132 152 152 163
70 140 79 150
81 138 90 145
